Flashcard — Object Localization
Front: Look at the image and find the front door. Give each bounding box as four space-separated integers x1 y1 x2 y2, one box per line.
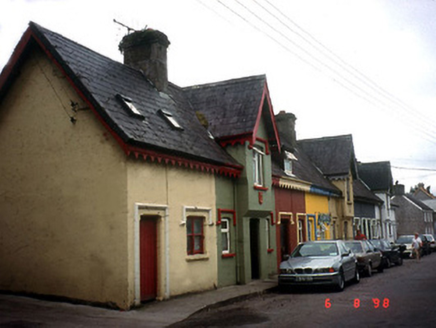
140 216 158 302
250 219 260 280
280 218 291 259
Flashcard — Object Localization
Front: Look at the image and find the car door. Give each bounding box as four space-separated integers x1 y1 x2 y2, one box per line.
366 241 381 268
339 242 354 280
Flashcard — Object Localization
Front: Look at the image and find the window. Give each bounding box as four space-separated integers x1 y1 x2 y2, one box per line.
158 109 183 130
253 147 264 186
187 216 204 255
298 219 304 243
284 151 297 176
116 94 144 119
221 218 230 254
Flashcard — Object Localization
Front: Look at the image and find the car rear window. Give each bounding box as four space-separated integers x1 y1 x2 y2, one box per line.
345 242 363 253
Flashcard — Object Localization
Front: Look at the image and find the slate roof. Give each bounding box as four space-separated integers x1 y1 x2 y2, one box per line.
353 179 383 204
298 135 357 178
0 22 241 171
272 147 341 195
358 161 393 192
183 76 278 143
405 194 434 211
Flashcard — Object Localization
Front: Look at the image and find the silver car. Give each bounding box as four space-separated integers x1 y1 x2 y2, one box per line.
279 240 359 291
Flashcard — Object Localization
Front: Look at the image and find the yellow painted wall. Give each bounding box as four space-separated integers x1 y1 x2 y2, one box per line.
0 48 130 308
127 160 217 300
305 193 332 240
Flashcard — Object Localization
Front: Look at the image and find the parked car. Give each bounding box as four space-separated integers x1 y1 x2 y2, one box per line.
278 240 359 292
423 234 436 252
419 234 432 255
395 235 422 259
369 239 403 268
344 240 383 276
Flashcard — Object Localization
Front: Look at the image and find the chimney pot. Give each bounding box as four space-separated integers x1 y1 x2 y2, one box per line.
119 29 170 92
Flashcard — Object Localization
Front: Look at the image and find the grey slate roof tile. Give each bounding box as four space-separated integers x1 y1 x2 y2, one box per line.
353 179 383 204
358 161 393 192
27 22 239 167
298 135 356 177
183 75 267 139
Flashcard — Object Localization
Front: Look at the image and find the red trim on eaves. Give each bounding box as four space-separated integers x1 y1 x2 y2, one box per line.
252 82 281 154
0 28 33 95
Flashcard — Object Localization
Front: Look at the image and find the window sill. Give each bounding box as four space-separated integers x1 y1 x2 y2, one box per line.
186 254 209 262
222 253 236 258
254 185 269 191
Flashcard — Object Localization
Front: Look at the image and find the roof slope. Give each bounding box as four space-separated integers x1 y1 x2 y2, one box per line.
272 147 341 195
353 179 383 204
358 161 392 192
298 135 356 177
0 22 240 171
183 76 279 146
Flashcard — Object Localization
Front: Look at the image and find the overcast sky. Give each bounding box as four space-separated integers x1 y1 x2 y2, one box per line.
1 0 436 192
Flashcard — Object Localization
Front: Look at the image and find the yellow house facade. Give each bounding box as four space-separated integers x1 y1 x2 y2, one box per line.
305 193 332 240
0 23 241 309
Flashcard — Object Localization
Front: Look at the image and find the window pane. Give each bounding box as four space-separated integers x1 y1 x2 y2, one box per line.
187 219 192 234
194 236 202 251
222 233 229 251
187 236 192 254
221 219 228 230
194 218 202 234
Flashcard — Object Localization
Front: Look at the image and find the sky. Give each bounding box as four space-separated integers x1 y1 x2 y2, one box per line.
1 0 436 193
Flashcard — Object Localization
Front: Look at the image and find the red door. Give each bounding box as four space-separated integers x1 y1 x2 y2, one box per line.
140 217 157 301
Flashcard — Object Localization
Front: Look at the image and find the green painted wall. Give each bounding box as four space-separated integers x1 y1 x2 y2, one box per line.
221 117 277 284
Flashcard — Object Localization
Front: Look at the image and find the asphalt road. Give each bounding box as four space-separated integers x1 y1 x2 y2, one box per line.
171 254 436 328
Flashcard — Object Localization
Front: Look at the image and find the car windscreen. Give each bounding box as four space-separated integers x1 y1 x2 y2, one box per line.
396 236 413 243
370 240 381 248
291 243 338 257
425 235 435 242
345 242 363 253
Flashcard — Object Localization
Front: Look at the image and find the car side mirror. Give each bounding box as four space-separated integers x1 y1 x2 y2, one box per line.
342 251 350 257
282 254 290 261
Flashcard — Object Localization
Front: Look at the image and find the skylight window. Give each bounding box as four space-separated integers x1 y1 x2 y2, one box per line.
116 94 144 119
158 109 183 130
284 151 298 176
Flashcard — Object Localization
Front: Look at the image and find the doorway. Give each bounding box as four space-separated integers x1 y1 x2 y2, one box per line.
280 218 291 260
140 215 158 302
250 219 260 280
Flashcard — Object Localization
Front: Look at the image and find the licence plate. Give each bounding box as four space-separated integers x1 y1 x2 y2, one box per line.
296 276 313 282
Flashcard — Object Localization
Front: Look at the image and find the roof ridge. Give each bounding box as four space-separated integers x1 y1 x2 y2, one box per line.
298 134 353 143
182 74 266 90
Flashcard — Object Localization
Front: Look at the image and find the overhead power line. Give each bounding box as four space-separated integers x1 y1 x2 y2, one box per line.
205 0 436 144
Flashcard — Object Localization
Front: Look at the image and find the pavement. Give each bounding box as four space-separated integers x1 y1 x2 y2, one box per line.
0 278 277 327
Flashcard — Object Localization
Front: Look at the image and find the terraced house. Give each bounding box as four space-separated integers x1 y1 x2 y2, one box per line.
0 22 283 308
0 22 394 310
273 111 342 266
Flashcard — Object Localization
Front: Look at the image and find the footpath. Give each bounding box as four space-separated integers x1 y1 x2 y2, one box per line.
0 279 277 327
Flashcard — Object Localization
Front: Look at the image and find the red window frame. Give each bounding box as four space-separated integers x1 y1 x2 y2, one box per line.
187 216 204 255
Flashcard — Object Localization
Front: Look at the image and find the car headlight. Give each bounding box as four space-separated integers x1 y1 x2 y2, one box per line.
280 268 294 274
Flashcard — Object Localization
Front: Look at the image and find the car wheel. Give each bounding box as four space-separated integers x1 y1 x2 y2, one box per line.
377 263 384 273
385 258 391 268
335 269 345 292
353 266 360 284
366 263 372 277
396 257 403 266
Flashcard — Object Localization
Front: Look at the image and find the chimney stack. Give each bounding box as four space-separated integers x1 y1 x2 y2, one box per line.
275 111 297 150
392 184 405 196
119 29 170 92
